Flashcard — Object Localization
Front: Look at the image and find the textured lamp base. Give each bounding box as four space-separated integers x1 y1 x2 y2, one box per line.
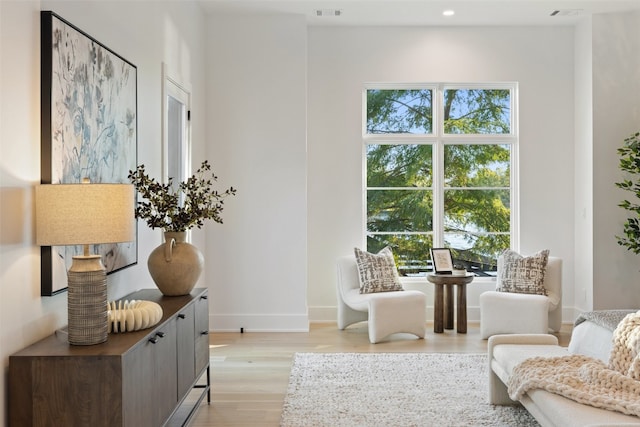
67 255 108 345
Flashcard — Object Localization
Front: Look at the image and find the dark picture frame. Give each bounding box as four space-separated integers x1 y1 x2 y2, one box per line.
40 11 138 296
430 248 453 274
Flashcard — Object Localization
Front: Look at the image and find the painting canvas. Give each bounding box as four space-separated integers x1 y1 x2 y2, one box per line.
41 11 137 295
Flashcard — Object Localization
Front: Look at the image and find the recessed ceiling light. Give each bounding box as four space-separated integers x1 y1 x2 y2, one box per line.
443 10 455 17
316 9 342 17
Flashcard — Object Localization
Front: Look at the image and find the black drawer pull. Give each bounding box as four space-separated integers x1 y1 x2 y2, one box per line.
148 337 158 344
200 331 209 336
178 314 186 319
201 295 208 300
156 331 166 338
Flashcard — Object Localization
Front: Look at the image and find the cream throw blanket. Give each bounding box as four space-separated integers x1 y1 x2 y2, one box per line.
508 310 640 417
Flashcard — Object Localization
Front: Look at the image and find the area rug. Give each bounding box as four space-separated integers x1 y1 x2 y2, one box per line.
280 352 539 427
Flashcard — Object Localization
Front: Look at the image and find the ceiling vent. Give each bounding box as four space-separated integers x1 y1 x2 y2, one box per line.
315 9 342 17
550 9 583 17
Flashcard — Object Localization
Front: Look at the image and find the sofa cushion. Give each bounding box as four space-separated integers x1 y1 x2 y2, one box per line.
524 388 640 427
568 321 614 363
493 344 568 376
497 249 549 295
354 247 404 294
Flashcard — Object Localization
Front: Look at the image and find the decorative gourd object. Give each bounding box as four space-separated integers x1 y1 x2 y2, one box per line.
147 231 204 296
107 300 163 333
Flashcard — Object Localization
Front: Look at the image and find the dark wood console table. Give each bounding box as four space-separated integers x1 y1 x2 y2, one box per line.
9 288 210 427
427 273 474 334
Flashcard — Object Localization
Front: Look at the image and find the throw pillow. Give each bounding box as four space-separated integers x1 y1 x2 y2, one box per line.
354 246 404 294
497 249 549 296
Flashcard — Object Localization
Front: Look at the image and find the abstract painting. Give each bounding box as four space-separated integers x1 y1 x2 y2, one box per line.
41 11 137 295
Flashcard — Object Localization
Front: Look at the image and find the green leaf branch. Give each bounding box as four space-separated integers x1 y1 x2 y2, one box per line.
615 131 640 254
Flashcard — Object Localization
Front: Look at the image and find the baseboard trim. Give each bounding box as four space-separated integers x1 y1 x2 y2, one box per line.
210 305 579 332
210 313 309 332
309 305 580 325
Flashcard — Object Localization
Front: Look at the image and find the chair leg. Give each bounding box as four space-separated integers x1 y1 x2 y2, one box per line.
337 300 368 330
489 367 517 405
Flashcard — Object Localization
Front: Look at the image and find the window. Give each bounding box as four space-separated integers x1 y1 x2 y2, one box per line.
364 84 517 277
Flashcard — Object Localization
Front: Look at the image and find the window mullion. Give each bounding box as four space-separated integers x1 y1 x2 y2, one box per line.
510 143 520 252
432 141 444 248
432 85 444 248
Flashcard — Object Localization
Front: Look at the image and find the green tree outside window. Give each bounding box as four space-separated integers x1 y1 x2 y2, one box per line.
366 87 513 276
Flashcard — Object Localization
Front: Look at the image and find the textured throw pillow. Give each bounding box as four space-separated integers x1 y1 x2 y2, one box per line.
497 249 549 295
354 247 404 294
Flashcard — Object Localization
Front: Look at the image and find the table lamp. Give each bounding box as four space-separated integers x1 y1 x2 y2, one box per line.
35 181 135 345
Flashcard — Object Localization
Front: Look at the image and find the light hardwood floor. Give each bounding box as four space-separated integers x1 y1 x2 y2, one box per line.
189 322 572 427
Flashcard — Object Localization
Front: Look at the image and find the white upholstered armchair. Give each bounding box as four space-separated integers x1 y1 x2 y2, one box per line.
336 256 426 344
479 256 562 339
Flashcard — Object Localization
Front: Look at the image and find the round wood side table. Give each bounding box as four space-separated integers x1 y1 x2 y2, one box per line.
427 273 474 333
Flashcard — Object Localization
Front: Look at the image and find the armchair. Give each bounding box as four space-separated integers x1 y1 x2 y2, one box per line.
336 256 426 344
479 256 562 339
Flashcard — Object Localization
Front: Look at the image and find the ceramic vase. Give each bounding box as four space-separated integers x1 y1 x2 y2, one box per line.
147 231 204 296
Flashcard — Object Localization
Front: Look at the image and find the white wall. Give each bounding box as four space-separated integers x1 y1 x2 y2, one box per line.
592 11 640 309
0 1 207 423
205 14 309 332
306 26 576 322
572 11 640 314
574 16 595 312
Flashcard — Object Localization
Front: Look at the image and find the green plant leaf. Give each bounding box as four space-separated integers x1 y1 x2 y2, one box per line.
615 131 640 254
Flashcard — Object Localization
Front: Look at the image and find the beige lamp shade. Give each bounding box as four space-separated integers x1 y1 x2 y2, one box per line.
35 183 135 246
35 183 135 346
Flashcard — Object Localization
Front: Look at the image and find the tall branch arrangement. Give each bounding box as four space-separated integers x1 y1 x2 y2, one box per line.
615 131 640 254
128 161 236 232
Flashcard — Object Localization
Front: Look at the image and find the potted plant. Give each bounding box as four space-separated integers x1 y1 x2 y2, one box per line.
128 160 236 295
452 263 467 276
615 131 640 255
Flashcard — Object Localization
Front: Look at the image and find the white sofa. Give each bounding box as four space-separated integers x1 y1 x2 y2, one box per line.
488 333 640 427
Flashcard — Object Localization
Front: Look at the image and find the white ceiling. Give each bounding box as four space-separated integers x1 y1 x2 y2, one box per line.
197 0 640 26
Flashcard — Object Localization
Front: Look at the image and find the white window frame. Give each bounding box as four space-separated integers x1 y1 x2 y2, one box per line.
362 82 519 282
